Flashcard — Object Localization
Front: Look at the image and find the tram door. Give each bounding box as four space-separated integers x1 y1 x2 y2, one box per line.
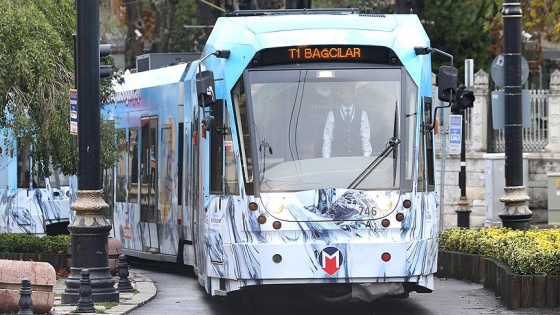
140 116 159 253
191 108 204 276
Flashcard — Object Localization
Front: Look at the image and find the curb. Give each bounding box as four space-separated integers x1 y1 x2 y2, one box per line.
50 272 156 315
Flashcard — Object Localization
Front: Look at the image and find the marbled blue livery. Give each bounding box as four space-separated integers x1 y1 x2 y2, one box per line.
107 10 439 301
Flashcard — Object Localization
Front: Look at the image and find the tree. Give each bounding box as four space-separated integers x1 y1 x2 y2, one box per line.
151 0 180 52
285 0 312 8
123 0 146 70
122 0 181 69
488 0 560 86
420 0 493 76
168 1 204 53
196 0 222 41
395 0 423 14
0 0 121 178
353 0 392 13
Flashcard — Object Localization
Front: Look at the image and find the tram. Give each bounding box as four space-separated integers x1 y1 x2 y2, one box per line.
107 9 456 301
0 137 74 236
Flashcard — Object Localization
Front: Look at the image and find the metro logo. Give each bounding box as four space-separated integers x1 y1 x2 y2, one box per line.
318 246 344 275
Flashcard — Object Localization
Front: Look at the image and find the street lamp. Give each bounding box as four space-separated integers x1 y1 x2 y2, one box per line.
499 0 532 230
61 0 119 304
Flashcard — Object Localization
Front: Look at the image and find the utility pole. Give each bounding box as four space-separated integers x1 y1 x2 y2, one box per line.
452 85 474 228
61 0 119 304
455 60 475 228
499 0 532 229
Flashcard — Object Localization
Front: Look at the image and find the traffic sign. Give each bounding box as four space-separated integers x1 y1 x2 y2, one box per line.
490 54 529 87
449 115 462 155
490 90 531 129
70 89 78 135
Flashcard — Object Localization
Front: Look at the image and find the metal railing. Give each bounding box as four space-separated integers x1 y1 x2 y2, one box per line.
435 88 550 153
492 89 549 152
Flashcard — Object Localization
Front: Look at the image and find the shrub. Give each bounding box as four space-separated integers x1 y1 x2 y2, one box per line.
439 227 560 275
0 233 70 254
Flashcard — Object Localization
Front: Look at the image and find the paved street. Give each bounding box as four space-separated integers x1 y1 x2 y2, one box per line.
127 263 560 315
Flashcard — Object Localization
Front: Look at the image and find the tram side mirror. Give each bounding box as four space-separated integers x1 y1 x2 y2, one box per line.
196 70 216 107
437 66 458 102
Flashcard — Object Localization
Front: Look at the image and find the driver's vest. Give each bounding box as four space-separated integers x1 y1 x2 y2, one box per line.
332 108 363 157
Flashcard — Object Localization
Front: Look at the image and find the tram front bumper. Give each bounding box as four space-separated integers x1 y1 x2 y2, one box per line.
219 238 436 281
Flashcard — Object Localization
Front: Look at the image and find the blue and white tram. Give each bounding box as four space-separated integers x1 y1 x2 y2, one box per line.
0 136 75 236
108 9 453 301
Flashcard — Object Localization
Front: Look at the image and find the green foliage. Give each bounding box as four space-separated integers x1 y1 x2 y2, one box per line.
489 0 560 46
310 1 495 76
0 0 124 178
355 0 393 13
420 0 493 76
440 227 560 275
170 1 213 52
0 233 70 253
0 0 74 177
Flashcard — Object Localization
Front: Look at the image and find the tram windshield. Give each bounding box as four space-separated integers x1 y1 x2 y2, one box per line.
244 67 412 192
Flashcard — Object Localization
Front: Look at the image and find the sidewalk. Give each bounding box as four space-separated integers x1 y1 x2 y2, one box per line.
50 272 156 315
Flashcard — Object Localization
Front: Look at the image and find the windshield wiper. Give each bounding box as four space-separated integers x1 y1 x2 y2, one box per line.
347 137 401 189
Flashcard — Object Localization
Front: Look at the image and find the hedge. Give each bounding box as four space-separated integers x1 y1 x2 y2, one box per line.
439 227 560 275
0 233 70 254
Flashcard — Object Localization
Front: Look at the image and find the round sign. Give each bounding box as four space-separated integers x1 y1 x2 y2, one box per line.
490 54 529 87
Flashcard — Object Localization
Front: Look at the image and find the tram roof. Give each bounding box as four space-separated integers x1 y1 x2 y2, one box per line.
114 63 189 92
205 12 429 54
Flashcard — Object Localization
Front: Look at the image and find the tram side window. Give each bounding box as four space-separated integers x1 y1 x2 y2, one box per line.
210 100 224 194
418 98 435 192
115 129 127 202
224 107 239 195
232 78 253 194
418 117 426 192
404 74 418 192
16 146 70 189
17 145 32 188
16 146 49 189
424 97 435 191
425 131 435 191
128 128 139 203
102 121 117 215
161 123 173 206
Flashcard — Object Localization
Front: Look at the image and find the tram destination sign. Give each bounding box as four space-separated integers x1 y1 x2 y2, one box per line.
258 45 399 66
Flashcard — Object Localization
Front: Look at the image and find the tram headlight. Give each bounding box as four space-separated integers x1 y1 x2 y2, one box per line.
266 201 284 214
376 197 393 213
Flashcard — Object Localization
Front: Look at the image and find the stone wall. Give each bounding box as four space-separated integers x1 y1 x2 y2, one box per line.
437 152 560 229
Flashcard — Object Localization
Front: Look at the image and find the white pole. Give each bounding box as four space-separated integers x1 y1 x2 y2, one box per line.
439 103 447 234
465 59 474 89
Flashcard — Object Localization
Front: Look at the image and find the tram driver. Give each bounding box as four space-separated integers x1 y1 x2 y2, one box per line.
321 82 372 158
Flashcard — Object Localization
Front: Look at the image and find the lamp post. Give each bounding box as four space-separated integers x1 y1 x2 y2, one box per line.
61 0 119 304
498 0 532 230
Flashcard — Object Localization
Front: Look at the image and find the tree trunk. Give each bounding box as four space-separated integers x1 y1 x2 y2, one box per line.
196 0 222 40
285 0 313 9
395 0 423 14
256 0 283 9
124 0 145 70
151 0 179 53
